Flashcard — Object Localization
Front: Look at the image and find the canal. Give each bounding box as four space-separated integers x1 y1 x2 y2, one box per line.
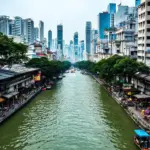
0 71 138 150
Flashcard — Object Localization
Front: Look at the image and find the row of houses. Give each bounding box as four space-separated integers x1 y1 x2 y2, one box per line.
0 64 41 119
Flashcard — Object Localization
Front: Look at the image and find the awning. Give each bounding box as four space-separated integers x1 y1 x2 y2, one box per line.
0 98 5 103
133 94 150 99
3 91 19 99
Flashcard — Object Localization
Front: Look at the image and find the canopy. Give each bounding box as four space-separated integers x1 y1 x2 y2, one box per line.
134 129 150 137
133 94 150 100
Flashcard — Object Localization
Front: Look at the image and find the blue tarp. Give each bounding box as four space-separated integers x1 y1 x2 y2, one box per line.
134 129 150 137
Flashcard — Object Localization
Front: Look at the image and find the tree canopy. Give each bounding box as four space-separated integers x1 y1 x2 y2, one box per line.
75 55 150 83
0 33 28 67
26 58 71 78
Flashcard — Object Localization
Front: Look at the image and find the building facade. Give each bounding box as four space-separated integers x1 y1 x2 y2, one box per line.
34 27 39 41
0 16 9 35
39 21 44 42
14 16 23 36
136 0 141 7
85 21 92 55
98 12 110 39
107 3 116 27
57 24 63 51
138 0 150 66
74 32 79 57
23 18 34 45
48 30 52 50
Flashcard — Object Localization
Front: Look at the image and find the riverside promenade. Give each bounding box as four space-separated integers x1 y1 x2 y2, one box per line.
0 87 41 124
92 74 150 131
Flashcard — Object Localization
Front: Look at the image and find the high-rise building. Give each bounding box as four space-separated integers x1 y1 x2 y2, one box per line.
0 16 9 35
34 27 39 41
107 3 116 27
74 32 79 56
39 21 44 42
114 5 137 28
57 24 63 50
14 16 23 36
8 19 15 35
79 40 84 60
85 21 92 54
98 12 110 39
48 30 52 50
138 0 150 66
91 29 98 54
135 0 141 7
23 18 34 45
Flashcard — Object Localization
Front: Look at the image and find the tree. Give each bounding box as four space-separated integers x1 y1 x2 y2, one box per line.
0 33 28 67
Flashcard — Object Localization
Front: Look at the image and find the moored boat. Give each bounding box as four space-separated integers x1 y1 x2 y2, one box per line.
58 75 63 79
134 129 150 150
46 85 52 90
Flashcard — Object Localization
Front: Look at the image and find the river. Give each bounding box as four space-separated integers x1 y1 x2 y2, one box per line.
0 71 138 150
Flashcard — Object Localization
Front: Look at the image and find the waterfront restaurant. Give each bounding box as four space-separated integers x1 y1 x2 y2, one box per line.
0 64 40 117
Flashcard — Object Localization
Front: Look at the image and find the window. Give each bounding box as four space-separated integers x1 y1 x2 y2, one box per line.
147 28 150 32
147 21 150 24
147 36 150 39
147 11 150 15
147 44 150 47
148 2 150 6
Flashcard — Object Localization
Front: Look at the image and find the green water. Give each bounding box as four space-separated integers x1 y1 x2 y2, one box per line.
0 71 138 150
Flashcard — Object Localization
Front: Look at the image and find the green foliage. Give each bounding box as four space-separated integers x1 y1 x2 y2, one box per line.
26 58 71 78
75 55 150 83
0 33 28 66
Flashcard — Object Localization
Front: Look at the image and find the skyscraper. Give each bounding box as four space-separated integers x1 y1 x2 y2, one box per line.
57 24 63 50
74 32 79 56
91 29 98 54
98 12 110 39
34 27 39 41
48 30 52 50
107 3 116 27
14 16 23 36
39 21 44 42
135 0 141 7
23 18 34 45
8 19 15 35
85 21 92 54
0 16 9 35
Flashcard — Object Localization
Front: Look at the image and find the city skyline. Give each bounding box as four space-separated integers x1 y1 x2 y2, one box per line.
1 0 134 43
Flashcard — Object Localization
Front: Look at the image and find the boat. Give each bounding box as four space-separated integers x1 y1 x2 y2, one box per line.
46 85 52 90
65 70 69 73
71 69 75 73
42 87 46 91
53 77 57 80
58 75 63 79
134 129 150 150
63 74 66 77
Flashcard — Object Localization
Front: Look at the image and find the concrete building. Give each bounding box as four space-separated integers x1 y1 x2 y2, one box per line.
74 32 79 60
48 30 52 50
0 16 9 35
8 19 15 35
98 12 110 39
57 24 63 51
85 21 92 57
23 18 34 45
107 3 116 27
34 27 39 41
39 21 44 42
14 16 23 36
138 0 150 66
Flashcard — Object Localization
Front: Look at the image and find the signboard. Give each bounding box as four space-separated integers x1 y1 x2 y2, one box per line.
34 73 41 81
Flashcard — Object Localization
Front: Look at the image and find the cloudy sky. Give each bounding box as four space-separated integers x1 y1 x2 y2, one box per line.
1 0 134 44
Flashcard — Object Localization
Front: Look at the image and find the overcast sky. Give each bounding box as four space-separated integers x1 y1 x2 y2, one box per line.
1 0 134 44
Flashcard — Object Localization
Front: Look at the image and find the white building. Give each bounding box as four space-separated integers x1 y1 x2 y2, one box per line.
14 16 23 36
39 21 44 42
138 0 150 66
8 35 25 43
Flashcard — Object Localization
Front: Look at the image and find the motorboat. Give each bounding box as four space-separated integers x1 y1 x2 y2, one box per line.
58 75 63 79
134 129 150 150
53 77 57 80
65 70 69 73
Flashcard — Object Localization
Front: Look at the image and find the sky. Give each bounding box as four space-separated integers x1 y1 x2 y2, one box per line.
1 0 134 44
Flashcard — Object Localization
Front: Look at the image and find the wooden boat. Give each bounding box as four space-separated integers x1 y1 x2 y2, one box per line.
42 88 46 91
134 129 150 150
